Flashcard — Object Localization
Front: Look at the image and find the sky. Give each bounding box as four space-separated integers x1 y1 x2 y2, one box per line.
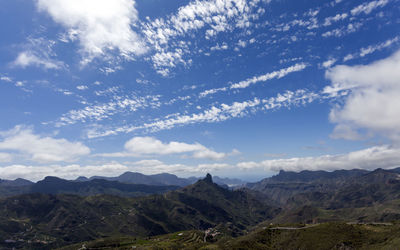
0 0 400 182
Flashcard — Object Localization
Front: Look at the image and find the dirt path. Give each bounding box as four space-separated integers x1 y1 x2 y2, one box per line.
269 224 320 230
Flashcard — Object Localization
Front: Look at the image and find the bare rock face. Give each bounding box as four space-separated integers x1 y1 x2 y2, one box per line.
204 173 213 183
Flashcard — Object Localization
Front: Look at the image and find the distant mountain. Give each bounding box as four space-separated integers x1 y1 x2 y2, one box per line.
87 171 245 187
74 176 89 182
246 168 371 205
0 178 33 186
0 174 276 249
32 176 180 197
89 171 194 186
0 176 179 198
258 168 400 224
248 169 368 185
0 178 34 198
0 172 246 198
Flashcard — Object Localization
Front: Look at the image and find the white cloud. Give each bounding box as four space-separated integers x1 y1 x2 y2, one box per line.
323 13 348 26
37 0 147 63
0 76 13 82
322 22 362 38
322 58 337 68
87 88 326 139
0 126 90 163
210 43 229 51
76 85 88 90
237 145 400 172
0 163 128 181
230 63 307 89
12 38 65 70
15 81 24 87
142 0 267 75
57 94 161 126
325 49 400 142
343 36 400 62
101 136 228 160
263 89 320 110
199 63 307 97
199 87 227 98
13 51 63 70
351 0 389 16
87 97 261 138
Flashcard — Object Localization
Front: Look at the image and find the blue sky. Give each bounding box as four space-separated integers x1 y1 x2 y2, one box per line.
0 0 400 181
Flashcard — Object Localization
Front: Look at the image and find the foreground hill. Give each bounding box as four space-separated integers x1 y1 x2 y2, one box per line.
0 174 276 249
58 222 400 249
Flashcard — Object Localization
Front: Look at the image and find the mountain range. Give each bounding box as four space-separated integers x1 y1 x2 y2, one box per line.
2 168 400 249
0 174 276 249
0 172 245 198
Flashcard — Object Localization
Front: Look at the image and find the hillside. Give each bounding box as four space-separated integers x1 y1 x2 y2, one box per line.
57 222 400 249
247 168 400 224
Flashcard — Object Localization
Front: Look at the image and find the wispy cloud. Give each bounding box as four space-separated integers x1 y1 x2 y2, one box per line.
343 36 400 62
12 38 65 70
56 94 161 126
322 22 363 38
200 63 308 97
351 0 389 16
87 87 327 138
87 97 262 138
141 0 268 75
323 13 348 26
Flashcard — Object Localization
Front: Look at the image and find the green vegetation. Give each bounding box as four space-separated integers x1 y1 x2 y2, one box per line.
225 222 400 250
57 222 400 249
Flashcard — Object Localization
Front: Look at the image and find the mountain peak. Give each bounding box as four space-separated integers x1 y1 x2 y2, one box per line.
204 173 213 183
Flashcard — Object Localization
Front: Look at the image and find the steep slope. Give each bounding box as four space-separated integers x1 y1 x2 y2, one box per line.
272 169 400 223
247 169 376 205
